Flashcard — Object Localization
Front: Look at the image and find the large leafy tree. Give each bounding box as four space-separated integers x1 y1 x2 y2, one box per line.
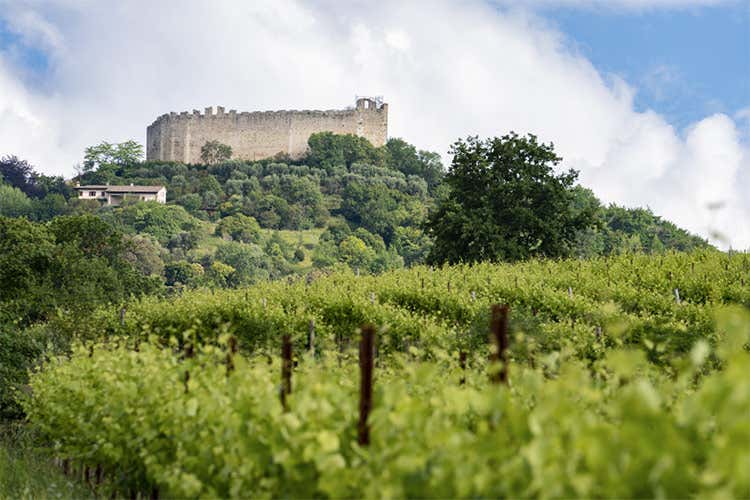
82 140 144 173
384 138 444 192
425 133 595 264
306 132 383 170
0 184 33 218
201 140 233 165
0 155 42 197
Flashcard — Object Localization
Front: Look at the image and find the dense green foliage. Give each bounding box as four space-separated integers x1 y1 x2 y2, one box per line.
1 155 72 200
572 187 708 256
0 131 734 498
200 140 233 165
20 251 750 497
0 216 157 325
0 215 161 418
427 134 593 263
1 134 709 297
80 140 144 181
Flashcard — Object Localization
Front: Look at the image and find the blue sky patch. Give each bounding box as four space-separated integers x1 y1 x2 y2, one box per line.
548 3 749 131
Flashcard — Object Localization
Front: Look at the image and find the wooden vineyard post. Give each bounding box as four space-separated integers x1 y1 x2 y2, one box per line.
307 319 315 357
281 334 292 412
358 325 375 446
226 335 238 375
489 304 510 385
119 306 126 326
459 351 467 385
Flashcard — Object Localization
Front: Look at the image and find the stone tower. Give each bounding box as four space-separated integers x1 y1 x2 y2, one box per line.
146 97 388 163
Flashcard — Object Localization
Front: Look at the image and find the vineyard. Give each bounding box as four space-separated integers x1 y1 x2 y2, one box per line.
22 250 750 497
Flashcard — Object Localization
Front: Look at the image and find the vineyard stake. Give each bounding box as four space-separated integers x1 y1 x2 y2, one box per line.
281 334 292 412
568 287 573 298
459 351 467 385
489 304 510 385
119 306 126 326
370 292 376 305
358 325 375 446
307 319 315 356
674 288 681 304
226 335 238 375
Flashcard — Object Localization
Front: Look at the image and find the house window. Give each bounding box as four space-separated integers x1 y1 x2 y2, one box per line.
89 191 97 197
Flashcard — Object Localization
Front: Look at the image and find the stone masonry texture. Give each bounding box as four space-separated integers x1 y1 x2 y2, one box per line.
146 98 388 163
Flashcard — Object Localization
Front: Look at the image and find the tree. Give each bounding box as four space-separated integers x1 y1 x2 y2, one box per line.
83 140 144 172
0 216 159 325
425 133 595 264
0 184 33 218
165 261 204 287
30 193 69 221
0 217 55 317
385 138 444 191
0 155 42 197
339 180 406 243
215 214 262 243
214 242 270 286
100 202 201 245
122 234 166 276
305 132 383 170
201 140 233 165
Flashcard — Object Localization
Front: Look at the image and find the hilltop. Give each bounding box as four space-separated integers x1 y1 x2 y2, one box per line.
1 132 708 291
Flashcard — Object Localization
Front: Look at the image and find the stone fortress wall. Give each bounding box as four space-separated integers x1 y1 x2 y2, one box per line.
146 97 388 163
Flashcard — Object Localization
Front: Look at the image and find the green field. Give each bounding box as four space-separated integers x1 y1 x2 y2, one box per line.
0 426 93 499
17 250 750 497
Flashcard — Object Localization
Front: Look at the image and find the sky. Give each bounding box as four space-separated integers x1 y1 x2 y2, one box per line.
0 0 748 248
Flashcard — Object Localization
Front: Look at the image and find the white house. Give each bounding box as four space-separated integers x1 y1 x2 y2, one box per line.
74 184 167 206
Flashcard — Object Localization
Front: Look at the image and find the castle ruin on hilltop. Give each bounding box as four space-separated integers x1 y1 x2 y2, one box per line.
146 97 388 163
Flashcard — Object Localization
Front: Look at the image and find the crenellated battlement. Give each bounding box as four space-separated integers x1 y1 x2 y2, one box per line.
148 97 388 137
147 99 388 158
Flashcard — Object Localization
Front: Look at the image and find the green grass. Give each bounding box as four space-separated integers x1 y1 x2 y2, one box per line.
265 228 323 268
0 427 93 500
191 225 324 267
266 227 323 247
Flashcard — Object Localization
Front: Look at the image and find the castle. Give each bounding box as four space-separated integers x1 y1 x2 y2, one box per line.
146 97 388 163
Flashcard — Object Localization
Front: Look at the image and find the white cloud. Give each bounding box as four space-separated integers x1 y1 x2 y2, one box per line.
0 0 747 248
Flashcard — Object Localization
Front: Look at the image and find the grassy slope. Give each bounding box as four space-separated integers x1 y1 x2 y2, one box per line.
192 225 323 269
0 432 92 499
